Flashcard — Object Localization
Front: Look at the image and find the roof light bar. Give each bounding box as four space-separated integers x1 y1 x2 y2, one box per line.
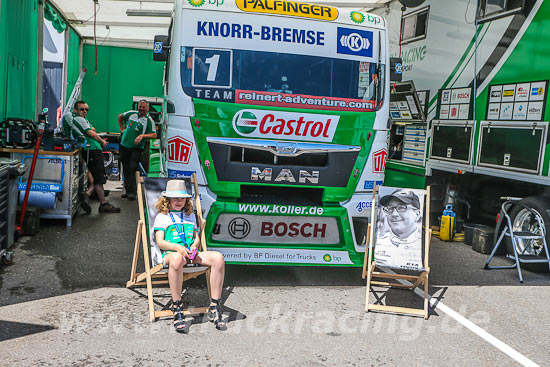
126 9 172 17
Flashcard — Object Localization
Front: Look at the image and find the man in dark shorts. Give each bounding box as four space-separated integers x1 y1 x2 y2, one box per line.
117 99 156 200
63 101 120 213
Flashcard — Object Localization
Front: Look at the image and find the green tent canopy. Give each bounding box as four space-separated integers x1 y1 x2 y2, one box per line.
44 2 67 33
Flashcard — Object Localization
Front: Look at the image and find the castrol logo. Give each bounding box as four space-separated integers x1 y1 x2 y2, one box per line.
233 109 340 142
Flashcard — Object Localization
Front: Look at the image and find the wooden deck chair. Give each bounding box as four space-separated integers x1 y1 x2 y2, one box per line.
126 173 211 322
363 185 432 319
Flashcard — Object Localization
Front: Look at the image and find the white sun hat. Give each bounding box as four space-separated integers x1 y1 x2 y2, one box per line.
161 179 192 198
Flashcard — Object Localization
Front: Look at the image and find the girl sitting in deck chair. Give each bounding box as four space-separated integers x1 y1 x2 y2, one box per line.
153 180 227 332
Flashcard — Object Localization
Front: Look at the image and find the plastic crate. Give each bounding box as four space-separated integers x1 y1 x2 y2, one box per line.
472 226 498 254
464 223 491 246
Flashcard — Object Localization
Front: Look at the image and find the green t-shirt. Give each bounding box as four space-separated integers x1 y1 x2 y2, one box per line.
120 111 155 149
153 211 197 259
61 112 101 151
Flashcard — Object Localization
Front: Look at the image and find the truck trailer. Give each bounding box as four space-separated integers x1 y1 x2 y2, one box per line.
377 0 549 266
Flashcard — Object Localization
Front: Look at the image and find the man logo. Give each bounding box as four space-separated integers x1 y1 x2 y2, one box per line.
337 27 373 57
228 217 251 239
234 111 258 134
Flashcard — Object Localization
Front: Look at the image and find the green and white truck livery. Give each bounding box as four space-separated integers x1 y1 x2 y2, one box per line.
378 0 550 260
153 0 390 265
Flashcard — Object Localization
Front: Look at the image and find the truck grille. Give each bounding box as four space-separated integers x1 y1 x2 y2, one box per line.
238 185 323 206
207 137 360 188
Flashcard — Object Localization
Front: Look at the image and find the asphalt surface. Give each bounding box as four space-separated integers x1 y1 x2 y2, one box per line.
1 190 549 366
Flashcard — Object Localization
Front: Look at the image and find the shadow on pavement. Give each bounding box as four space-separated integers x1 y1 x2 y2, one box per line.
0 320 56 342
1 189 548 309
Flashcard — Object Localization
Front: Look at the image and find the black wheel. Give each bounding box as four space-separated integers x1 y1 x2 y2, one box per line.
505 196 550 272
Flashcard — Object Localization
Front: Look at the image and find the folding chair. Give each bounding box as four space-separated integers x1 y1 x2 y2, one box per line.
126 173 211 322
484 200 550 283
363 185 432 319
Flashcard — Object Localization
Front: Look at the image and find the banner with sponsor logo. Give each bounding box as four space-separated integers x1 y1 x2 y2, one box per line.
183 0 385 28
181 10 382 62
212 214 339 244
235 0 339 21
19 157 64 192
232 108 340 142
238 203 324 216
486 80 548 121
234 90 375 112
214 247 353 264
437 87 472 120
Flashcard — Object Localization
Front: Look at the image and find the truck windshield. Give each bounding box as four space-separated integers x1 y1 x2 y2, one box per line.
180 47 384 112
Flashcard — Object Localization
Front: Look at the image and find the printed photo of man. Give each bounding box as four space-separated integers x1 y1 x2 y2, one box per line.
374 188 424 270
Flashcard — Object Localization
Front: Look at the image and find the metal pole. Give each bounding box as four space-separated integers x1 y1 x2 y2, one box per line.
473 0 479 119
36 0 45 120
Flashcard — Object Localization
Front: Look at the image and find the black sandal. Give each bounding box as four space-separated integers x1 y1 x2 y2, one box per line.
172 300 186 333
208 299 227 331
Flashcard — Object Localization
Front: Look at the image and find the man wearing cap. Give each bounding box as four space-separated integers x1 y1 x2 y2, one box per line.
118 100 156 201
375 189 423 270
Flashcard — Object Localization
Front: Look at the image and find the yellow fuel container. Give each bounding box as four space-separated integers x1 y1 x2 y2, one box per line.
440 205 456 241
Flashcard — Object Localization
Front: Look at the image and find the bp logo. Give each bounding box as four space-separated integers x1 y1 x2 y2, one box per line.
187 0 205 7
323 254 332 262
233 111 258 135
350 11 365 24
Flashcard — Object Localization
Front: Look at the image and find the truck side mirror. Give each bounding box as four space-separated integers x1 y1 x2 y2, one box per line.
390 57 403 82
153 35 169 61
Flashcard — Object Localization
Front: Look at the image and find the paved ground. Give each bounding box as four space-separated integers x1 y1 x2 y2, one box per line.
1 191 549 366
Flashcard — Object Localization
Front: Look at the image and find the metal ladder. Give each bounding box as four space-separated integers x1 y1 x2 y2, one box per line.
484 200 550 282
62 68 87 117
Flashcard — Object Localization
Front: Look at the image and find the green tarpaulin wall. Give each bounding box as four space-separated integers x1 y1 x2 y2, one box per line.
81 44 164 133
0 0 39 120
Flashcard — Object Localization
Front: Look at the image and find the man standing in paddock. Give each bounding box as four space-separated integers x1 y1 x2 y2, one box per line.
63 100 121 213
118 100 156 200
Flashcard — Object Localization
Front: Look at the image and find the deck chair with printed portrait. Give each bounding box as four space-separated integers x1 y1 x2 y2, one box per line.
126 173 211 322
363 185 432 319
